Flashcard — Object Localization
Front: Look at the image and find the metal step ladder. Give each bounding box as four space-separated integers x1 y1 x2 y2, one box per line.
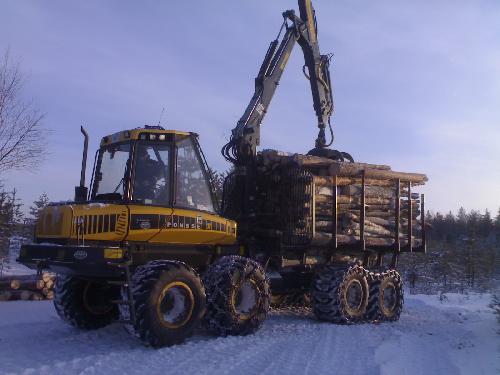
107 262 136 325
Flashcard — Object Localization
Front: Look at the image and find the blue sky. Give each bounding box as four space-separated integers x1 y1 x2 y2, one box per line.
1 0 499 215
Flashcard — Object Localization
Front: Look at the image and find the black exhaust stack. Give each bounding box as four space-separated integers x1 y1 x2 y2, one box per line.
74 126 89 202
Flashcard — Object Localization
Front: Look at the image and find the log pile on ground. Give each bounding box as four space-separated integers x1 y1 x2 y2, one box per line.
0 272 56 301
256 150 427 247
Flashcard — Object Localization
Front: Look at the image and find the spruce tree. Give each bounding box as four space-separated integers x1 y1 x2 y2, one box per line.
0 187 23 257
478 209 492 238
444 211 456 242
29 193 49 220
494 207 500 241
456 207 467 236
467 210 480 238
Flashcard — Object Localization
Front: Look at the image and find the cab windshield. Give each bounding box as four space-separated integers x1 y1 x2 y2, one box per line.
91 136 215 213
93 143 131 200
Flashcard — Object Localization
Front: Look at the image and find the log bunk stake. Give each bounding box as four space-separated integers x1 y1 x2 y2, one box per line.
330 175 338 253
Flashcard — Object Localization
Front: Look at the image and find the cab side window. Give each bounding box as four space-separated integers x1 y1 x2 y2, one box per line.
176 138 214 212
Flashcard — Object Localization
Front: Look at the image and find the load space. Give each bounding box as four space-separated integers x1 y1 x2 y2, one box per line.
225 150 426 252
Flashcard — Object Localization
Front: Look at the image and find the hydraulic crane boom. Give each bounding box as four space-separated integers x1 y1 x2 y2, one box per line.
222 0 352 165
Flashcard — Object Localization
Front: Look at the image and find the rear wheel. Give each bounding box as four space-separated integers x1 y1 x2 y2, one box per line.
366 269 403 322
54 275 119 329
203 256 270 336
311 265 369 324
127 260 206 347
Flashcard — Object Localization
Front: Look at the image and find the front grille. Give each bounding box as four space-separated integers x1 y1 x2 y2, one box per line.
116 211 128 235
72 211 127 236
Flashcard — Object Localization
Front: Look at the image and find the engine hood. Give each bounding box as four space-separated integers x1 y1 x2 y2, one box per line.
36 203 128 242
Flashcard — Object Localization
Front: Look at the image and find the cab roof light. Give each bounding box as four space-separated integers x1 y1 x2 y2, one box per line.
138 132 173 141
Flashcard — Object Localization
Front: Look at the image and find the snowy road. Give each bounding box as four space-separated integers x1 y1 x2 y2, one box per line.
0 293 497 375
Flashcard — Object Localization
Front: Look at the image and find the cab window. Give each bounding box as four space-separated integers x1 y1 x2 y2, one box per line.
94 143 131 200
133 143 170 205
176 138 214 212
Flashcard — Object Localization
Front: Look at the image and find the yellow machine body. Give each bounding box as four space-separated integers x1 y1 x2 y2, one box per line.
35 203 237 246
33 127 237 251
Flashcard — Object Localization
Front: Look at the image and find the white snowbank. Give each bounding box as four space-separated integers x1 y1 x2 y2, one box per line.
1 237 35 277
0 293 497 375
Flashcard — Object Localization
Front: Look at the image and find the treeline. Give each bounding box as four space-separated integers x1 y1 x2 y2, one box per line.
426 207 500 242
399 207 500 294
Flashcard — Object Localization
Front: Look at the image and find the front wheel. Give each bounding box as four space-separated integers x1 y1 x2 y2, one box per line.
127 260 206 347
54 275 119 329
203 256 270 336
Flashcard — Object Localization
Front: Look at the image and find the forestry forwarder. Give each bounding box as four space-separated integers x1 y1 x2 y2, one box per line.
19 0 426 347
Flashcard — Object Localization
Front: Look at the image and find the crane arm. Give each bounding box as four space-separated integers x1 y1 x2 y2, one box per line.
297 0 334 149
222 0 351 165
222 16 297 164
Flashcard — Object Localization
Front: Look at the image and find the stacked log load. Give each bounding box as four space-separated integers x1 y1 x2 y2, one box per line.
0 272 56 301
257 150 427 248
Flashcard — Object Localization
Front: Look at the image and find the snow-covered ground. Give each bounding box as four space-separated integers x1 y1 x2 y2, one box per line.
1 237 34 277
0 293 497 375
0 261 35 277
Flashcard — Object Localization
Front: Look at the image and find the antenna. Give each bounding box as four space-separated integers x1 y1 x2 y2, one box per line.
157 107 165 127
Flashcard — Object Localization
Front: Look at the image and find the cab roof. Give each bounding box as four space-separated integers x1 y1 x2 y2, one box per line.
100 126 193 146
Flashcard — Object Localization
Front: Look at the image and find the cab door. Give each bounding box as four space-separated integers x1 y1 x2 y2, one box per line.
126 134 236 245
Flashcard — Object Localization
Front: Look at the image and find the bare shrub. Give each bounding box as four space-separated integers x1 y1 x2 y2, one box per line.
0 49 47 173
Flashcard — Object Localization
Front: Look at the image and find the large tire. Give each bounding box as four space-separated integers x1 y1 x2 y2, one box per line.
54 275 119 329
203 255 270 336
127 260 205 348
365 269 403 322
311 265 369 324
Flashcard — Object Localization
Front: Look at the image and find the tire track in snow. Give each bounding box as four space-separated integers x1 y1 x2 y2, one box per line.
0 295 496 375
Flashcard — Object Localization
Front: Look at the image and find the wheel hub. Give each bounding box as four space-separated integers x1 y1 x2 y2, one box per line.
381 282 397 313
157 281 195 329
232 280 259 320
83 283 114 315
345 279 364 313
